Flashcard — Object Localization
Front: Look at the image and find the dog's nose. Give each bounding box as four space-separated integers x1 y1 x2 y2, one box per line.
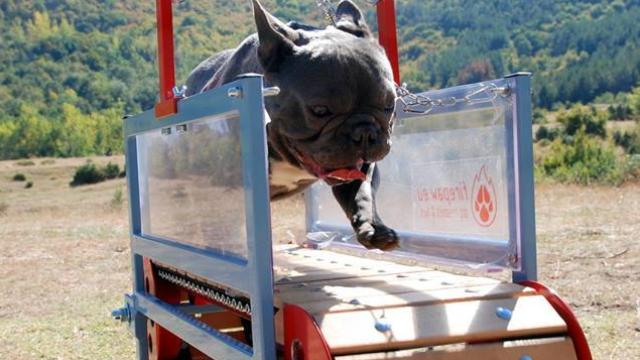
351 123 379 147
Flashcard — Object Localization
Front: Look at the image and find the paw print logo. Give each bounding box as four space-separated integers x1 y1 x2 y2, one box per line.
471 165 497 227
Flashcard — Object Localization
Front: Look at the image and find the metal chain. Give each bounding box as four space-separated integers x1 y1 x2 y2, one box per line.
157 268 252 316
396 82 510 114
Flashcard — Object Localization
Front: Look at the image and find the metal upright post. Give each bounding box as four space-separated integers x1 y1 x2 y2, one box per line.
155 0 178 118
125 137 150 360
237 75 277 360
376 0 400 84
507 72 537 282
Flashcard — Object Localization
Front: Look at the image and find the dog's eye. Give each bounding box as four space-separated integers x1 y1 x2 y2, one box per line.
309 105 332 118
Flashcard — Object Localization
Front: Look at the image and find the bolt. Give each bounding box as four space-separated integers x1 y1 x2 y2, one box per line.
111 306 130 322
227 87 242 98
172 85 188 98
496 306 512 320
262 86 280 97
374 320 392 333
176 124 187 133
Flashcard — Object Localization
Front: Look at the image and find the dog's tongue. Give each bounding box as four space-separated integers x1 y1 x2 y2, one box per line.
295 150 366 185
325 168 366 181
321 167 366 186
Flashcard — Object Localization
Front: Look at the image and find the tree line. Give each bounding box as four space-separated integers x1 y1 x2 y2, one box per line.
1 0 640 159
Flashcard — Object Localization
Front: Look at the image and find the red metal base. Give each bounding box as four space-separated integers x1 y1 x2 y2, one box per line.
520 280 592 360
283 304 332 360
143 258 183 360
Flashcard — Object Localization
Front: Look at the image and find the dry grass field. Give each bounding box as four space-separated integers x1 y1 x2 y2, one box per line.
0 156 638 359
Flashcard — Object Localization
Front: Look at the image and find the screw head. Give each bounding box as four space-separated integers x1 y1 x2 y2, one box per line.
227 87 242 98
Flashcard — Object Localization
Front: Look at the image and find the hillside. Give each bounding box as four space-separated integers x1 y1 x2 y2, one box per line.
1 0 640 159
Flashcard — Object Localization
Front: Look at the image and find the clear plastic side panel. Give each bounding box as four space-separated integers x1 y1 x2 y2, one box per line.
136 112 248 259
307 78 520 270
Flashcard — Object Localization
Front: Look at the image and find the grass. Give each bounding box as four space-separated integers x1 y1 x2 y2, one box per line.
0 156 638 359
0 156 134 359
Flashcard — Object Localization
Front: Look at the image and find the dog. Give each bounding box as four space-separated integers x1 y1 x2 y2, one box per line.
185 0 398 251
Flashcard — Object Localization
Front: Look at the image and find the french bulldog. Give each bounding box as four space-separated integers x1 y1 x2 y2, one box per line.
185 0 398 251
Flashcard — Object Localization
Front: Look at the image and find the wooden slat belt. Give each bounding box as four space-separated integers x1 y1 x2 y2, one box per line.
314 295 567 355
285 283 533 314
273 248 568 355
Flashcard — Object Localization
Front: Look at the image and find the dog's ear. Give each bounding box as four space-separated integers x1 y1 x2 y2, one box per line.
252 0 297 72
335 0 372 38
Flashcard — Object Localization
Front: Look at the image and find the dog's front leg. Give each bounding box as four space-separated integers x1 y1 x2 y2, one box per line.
331 163 399 251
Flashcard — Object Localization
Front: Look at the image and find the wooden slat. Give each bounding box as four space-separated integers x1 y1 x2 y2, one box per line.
286 283 533 315
336 337 577 360
276 270 501 300
314 295 567 355
274 248 425 284
277 269 482 291
275 264 424 284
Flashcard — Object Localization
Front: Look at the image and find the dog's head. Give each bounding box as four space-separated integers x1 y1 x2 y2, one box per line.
252 0 396 183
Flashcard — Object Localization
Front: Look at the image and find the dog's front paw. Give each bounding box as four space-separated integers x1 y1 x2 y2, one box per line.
356 223 399 251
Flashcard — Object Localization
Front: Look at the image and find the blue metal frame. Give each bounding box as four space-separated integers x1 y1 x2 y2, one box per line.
305 73 537 281
123 75 276 360
119 73 537 359
507 73 537 282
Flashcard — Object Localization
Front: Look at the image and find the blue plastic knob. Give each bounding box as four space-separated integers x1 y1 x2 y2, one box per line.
496 306 512 320
374 320 392 332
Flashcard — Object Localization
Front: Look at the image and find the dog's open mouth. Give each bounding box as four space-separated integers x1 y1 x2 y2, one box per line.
290 146 366 186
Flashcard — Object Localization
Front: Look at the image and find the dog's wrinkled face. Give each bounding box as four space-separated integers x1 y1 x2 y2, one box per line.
253 0 396 180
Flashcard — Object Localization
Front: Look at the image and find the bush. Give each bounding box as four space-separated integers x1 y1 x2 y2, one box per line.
70 162 124 186
539 132 624 185
613 126 640 155
25 181 33 189
70 163 106 186
41 159 55 165
608 103 633 121
103 162 121 179
532 108 547 124
557 105 607 138
535 125 559 142
15 160 35 166
12 173 26 181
